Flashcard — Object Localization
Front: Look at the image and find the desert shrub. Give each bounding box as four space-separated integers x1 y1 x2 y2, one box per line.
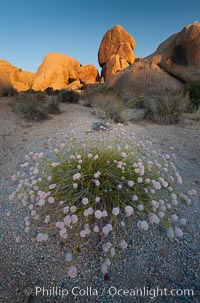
44 87 60 96
184 81 200 111
53 89 60 95
84 85 116 100
95 86 114 96
144 90 189 124
24 88 36 94
125 96 145 109
12 93 49 121
45 87 54 96
1 87 17 97
35 91 46 102
46 96 61 114
58 89 80 103
9 127 194 278
85 91 127 123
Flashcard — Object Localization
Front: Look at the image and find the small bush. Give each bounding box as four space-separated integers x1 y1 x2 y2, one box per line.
12 94 49 121
144 90 189 124
58 89 80 103
125 96 145 109
9 127 193 278
24 88 36 94
85 91 127 123
46 96 61 115
1 87 17 97
184 81 200 111
45 87 54 96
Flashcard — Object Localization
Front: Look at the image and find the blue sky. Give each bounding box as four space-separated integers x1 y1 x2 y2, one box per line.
0 0 199 73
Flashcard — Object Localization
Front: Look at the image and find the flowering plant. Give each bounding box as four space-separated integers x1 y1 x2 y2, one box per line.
9 127 193 278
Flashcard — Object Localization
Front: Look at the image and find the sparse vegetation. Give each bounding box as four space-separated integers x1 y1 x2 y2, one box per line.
12 93 49 121
46 95 61 114
8 82 198 125
44 87 54 95
85 91 127 123
58 89 80 103
12 91 62 121
143 90 189 124
184 81 200 111
1 87 17 97
84 86 191 125
125 95 145 109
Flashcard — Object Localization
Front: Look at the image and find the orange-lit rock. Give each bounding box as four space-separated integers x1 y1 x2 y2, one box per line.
98 25 136 80
66 80 83 90
105 55 184 98
32 52 81 91
0 60 34 91
79 64 100 84
155 22 200 82
102 54 129 81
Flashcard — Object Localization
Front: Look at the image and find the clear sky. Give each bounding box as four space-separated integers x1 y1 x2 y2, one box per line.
0 0 199 73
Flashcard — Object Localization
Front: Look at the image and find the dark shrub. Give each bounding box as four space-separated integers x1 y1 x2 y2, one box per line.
45 87 54 95
24 88 36 94
1 87 17 97
184 81 200 111
58 89 80 103
46 96 61 114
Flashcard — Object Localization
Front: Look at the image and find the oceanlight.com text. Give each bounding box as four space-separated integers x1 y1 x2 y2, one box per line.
24 286 194 299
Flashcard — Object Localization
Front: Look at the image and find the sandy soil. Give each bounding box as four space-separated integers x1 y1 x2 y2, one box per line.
0 97 200 303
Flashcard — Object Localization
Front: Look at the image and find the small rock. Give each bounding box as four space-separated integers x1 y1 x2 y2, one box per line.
122 108 147 121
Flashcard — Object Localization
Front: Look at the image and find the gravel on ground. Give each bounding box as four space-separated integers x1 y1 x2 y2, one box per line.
0 98 200 303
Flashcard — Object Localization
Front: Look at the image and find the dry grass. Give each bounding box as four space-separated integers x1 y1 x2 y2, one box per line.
144 90 190 124
84 90 127 123
12 93 61 121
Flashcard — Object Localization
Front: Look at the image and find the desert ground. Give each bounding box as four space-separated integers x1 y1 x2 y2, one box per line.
0 97 200 303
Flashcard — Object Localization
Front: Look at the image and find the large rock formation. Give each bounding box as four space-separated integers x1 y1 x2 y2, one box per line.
0 55 100 92
0 70 13 96
32 52 81 91
105 55 184 99
98 25 136 80
0 60 35 91
105 22 200 98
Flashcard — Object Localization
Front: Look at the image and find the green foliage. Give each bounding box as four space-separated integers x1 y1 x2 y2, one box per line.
58 89 80 103
46 146 150 218
184 81 200 111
